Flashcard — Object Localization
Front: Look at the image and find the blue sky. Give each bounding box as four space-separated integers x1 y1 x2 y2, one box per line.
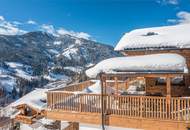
0 0 189 46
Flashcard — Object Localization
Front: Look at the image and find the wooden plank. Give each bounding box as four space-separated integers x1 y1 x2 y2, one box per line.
46 110 190 130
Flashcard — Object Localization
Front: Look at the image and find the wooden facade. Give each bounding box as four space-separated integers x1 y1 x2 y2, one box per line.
14 49 190 129
45 72 190 130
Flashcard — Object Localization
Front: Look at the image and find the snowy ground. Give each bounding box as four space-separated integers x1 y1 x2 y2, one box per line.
19 122 142 130
5 62 34 81
80 123 142 130
44 72 71 81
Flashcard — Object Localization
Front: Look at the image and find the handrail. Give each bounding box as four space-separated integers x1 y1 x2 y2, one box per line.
47 92 190 121
51 80 95 92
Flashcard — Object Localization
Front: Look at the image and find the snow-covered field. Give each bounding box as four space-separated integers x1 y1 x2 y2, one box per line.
5 62 34 81
44 72 71 81
0 74 16 93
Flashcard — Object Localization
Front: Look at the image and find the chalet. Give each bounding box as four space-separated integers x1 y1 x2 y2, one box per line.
10 89 48 125
11 23 190 130
115 23 190 96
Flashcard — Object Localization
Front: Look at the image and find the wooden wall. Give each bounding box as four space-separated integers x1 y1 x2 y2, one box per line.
145 77 190 97
46 111 190 130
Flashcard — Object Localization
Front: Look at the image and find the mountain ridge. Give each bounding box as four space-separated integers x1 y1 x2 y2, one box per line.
0 31 122 101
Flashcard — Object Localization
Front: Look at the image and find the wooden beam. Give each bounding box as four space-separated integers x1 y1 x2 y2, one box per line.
46 110 190 130
114 77 119 95
100 73 106 130
166 76 171 99
166 76 171 119
102 73 185 79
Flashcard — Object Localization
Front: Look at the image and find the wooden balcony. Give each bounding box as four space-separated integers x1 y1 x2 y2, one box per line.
45 75 190 130
47 91 190 121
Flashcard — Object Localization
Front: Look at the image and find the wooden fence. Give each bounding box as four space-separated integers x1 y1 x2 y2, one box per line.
47 91 190 121
51 80 95 92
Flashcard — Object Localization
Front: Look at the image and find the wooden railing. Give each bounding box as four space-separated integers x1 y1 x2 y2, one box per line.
47 92 190 121
47 92 102 113
51 80 95 92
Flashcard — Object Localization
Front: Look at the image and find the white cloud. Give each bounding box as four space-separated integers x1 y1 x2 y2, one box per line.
27 20 37 25
57 28 91 40
176 11 190 24
167 19 177 24
157 0 178 5
0 16 92 39
40 24 58 36
0 16 5 21
12 21 22 25
167 0 178 5
168 11 190 24
40 25 92 40
0 16 26 35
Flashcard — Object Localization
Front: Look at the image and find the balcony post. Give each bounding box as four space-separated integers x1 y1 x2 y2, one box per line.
79 94 83 112
166 76 171 102
100 73 106 130
140 96 143 118
166 76 171 119
114 77 119 95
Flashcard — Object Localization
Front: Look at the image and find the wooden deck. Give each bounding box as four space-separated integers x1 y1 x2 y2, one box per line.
46 91 190 130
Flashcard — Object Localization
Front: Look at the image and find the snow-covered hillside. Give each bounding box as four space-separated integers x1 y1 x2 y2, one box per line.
0 31 121 104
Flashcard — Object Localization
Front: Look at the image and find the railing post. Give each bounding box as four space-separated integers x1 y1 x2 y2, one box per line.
107 95 110 114
166 76 171 119
140 96 143 118
79 94 83 112
178 99 180 121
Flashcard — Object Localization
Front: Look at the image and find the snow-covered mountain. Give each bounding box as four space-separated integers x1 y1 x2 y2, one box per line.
0 31 121 101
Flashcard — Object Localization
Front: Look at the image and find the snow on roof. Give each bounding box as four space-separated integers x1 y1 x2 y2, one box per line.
115 24 190 51
86 53 188 78
10 88 48 110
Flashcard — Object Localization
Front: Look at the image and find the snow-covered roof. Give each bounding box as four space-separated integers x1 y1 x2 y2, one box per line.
10 89 48 110
86 53 188 78
115 24 190 51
